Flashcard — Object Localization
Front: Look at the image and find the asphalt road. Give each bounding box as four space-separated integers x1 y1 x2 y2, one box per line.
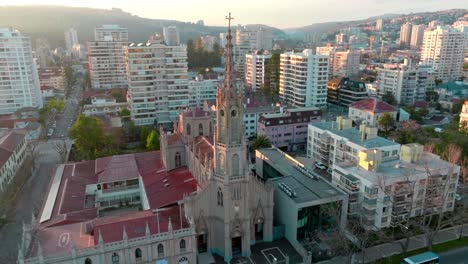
49 80 82 139
440 246 468 264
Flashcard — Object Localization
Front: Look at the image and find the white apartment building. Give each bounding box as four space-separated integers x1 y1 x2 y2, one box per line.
64 27 79 56
0 28 43 114
316 46 360 78
188 77 218 108
307 117 401 169
0 130 28 193
376 19 383 31
163 26 180 46
126 42 188 126
410 24 427 49
94 24 128 41
421 26 465 82
245 51 272 91
377 61 435 105
279 49 329 108
400 22 413 48
88 25 128 90
333 144 459 229
82 95 129 117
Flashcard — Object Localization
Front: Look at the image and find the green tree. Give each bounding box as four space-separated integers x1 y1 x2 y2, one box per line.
382 91 398 106
63 66 75 96
435 78 443 86
111 90 126 102
250 135 272 152
378 112 395 136
146 130 160 150
263 53 281 97
139 126 153 146
69 115 115 160
120 108 131 117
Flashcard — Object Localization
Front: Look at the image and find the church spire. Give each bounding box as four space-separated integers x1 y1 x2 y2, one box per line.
223 12 236 96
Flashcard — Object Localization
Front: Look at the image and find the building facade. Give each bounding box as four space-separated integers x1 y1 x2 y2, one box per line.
38 67 65 91
377 62 435 105
258 107 321 151
188 77 218 108
163 26 180 46
279 50 329 108
245 51 271 91
0 28 43 114
400 22 413 48
348 98 398 127
316 46 360 78
421 26 465 82
0 130 28 193
126 42 189 126
94 24 128 42
64 27 79 56
410 24 427 49
327 77 368 107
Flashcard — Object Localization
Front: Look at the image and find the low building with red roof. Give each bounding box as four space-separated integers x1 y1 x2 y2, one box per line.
0 129 28 194
348 97 398 126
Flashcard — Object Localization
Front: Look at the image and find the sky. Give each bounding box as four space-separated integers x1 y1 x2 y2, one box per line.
2 0 467 28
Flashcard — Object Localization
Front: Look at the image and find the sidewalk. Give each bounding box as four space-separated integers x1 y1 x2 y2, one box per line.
353 224 468 263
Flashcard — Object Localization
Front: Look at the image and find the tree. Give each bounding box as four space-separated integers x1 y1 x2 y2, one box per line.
69 115 116 160
251 135 272 152
378 112 395 136
63 66 75 96
120 108 131 118
263 53 281 97
83 71 91 90
111 90 126 102
382 91 398 106
146 130 160 150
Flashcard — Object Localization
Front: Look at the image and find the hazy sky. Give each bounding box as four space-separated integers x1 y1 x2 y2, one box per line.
3 0 468 28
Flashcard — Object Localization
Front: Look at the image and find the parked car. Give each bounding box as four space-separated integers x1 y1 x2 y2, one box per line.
315 161 327 170
326 168 333 174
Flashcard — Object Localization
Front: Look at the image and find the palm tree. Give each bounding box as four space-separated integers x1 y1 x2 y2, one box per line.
251 135 272 152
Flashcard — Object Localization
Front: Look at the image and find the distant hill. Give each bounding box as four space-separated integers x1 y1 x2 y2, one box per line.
0 5 287 48
285 9 467 39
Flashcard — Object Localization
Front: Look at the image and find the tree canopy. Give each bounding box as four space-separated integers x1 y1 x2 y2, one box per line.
187 39 222 70
69 115 116 160
146 130 160 150
251 135 272 152
382 91 398 106
378 112 395 136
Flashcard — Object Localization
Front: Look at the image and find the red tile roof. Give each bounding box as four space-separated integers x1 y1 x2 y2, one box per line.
350 98 396 113
96 154 141 183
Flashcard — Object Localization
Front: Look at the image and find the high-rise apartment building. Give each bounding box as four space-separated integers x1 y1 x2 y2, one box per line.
377 61 435 105
0 28 43 114
245 51 272 91
34 38 53 68
94 24 128 41
399 22 413 48
126 42 189 125
421 26 464 82
88 25 128 89
188 76 218 108
279 49 329 108
234 25 273 76
410 24 427 49
376 19 383 31
163 26 180 46
316 46 360 78
64 27 79 56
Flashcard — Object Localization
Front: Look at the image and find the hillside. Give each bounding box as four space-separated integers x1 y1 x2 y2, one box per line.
0 5 287 47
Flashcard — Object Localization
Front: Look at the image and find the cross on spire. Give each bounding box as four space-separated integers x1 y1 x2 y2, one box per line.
225 12 234 30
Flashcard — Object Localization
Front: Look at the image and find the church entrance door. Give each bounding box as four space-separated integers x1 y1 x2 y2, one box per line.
231 236 242 256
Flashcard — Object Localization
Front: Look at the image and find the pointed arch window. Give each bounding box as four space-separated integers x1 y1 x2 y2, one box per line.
180 239 186 252
157 244 164 257
217 188 223 206
135 248 142 260
111 253 119 264
84 258 92 264
175 152 181 167
232 154 239 176
199 123 203 136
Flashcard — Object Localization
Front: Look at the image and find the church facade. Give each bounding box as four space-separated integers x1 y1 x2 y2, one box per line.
160 16 274 261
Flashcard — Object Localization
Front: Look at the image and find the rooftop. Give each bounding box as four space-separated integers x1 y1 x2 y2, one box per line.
258 148 346 205
311 121 399 149
350 98 396 113
0 130 26 168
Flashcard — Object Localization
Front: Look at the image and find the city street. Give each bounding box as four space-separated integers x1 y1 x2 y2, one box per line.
440 246 468 264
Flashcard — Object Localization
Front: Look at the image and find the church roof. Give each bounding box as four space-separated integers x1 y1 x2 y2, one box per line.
184 108 211 118
192 136 214 166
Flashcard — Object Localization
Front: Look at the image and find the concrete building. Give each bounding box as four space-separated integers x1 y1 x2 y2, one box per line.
307 117 400 169
234 25 273 76
245 51 272 91
82 95 129 117
34 38 53 69
0 130 28 193
64 27 79 56
0 28 43 114
376 19 383 31
421 26 465 82
258 107 321 151
316 46 360 78
400 22 413 48
348 98 398 127
279 50 329 108
188 76 218 108
255 147 347 261
460 100 468 130
94 24 128 42
377 62 435 105
410 24 427 49
327 77 368 107
333 144 460 229
163 26 180 46
126 42 189 126
38 67 65 91
242 98 282 138
88 25 128 89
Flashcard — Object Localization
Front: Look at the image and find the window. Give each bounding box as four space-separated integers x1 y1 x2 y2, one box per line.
217 188 223 206
381 217 388 223
199 123 203 136
186 123 191 135
180 239 186 251
135 248 142 260
112 253 119 264
175 152 181 167
85 258 92 264
157 244 164 257
232 154 239 176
